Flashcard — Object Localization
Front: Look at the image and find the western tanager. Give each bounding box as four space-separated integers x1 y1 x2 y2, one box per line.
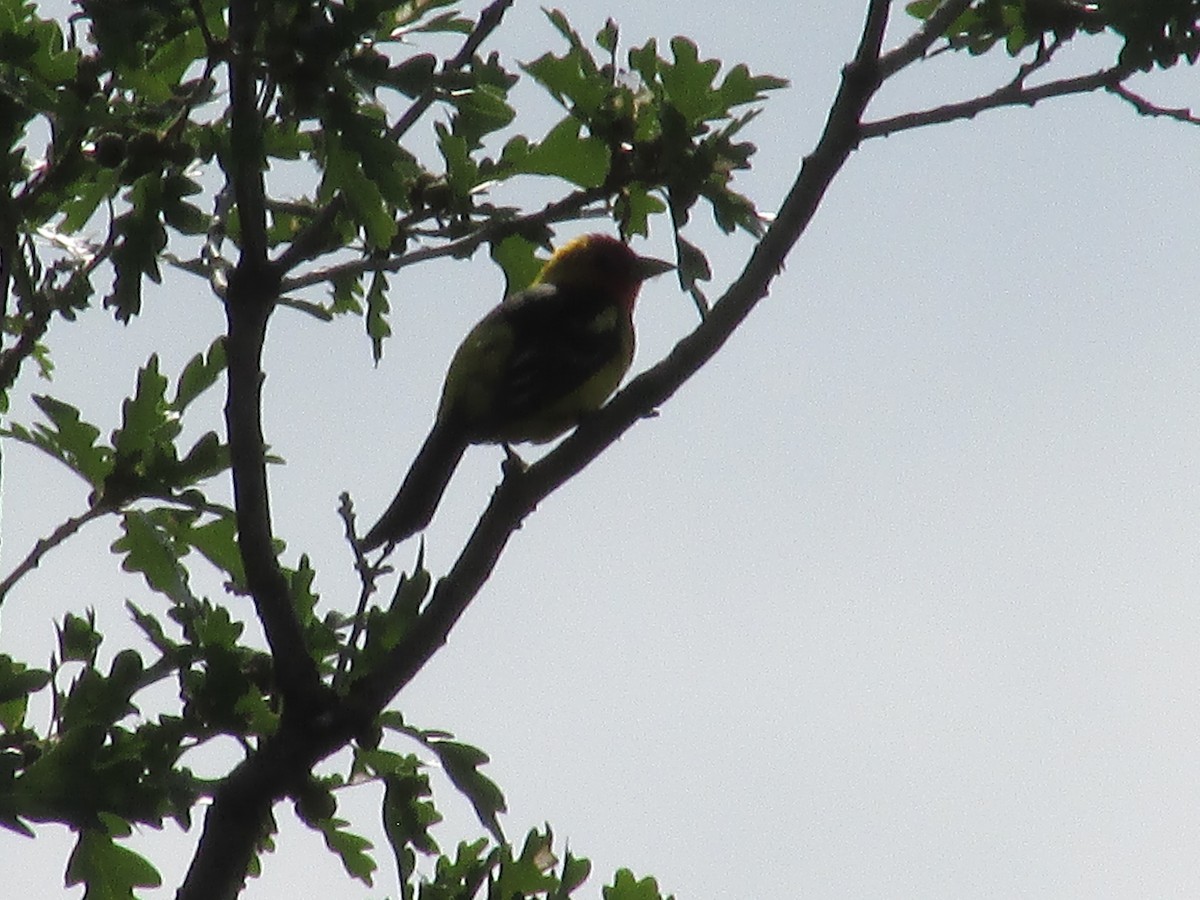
360 233 674 551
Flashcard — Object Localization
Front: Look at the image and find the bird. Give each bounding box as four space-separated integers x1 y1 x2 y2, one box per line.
359 233 674 551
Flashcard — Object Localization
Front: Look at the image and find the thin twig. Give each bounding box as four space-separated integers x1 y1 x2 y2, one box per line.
878 0 974 79
387 0 516 145
279 187 608 294
333 492 387 691
201 184 234 298
0 506 110 606
861 64 1131 139
188 0 223 60
1108 81 1200 125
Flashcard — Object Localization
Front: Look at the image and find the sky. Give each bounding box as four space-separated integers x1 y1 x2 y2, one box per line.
3 1 1200 898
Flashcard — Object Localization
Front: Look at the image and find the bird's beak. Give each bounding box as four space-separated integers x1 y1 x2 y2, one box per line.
633 253 675 280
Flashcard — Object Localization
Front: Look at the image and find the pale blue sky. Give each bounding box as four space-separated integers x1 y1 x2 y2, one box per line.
3 2 1200 898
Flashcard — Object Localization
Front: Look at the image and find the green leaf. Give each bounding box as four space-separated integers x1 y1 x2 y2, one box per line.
0 655 50 730
715 63 788 110
676 236 711 314
175 431 229 484
392 0 461 31
905 0 940 20
56 651 146 731
604 869 672 900
627 38 659 86
65 827 163 899
382 764 442 900
121 29 204 103
556 850 593 897
614 186 667 239
107 174 168 321
450 83 516 148
436 123 479 196
522 11 609 119
354 565 432 678
60 167 120 233
427 739 506 843
189 600 245 648
113 510 193 604
125 602 181 658
596 18 619 55
325 132 397 251
366 271 391 363
183 515 245 589
378 716 504 843
294 777 338 828
58 611 102 663
426 838 493 895
100 355 198 503
493 827 559 898
329 270 364 316
505 117 609 188
318 817 377 885
112 355 174 462
661 37 722 124
288 555 321 630
542 8 598 73
338 104 421 208
409 10 473 34
171 338 226 412
4 395 112 488
490 234 545 296
386 53 437 97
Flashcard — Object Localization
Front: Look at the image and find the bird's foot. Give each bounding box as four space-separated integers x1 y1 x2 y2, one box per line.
501 443 528 476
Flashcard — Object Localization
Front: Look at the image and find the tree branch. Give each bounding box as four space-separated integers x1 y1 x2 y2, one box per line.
223 0 322 709
227 0 268 266
1107 81 1200 125
861 63 1133 139
176 721 325 900
0 303 50 396
0 506 110 607
278 187 608 294
352 0 895 713
878 0 974 78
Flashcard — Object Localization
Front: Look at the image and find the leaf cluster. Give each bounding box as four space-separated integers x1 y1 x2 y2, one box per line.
517 13 786 309
0 0 771 896
907 0 1200 69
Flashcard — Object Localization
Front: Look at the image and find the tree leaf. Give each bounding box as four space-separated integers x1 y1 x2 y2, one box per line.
4 395 112 488
603 868 672 900
366 271 392 363
427 739 506 843
65 827 163 899
112 510 193 604
317 817 377 885
506 117 609 188
171 338 227 413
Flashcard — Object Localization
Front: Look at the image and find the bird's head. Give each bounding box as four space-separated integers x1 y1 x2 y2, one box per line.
535 233 674 311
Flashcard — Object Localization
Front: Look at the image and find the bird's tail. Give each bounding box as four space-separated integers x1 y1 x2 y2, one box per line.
360 420 468 551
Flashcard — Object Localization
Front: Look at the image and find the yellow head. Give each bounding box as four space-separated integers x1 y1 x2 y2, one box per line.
535 234 674 311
